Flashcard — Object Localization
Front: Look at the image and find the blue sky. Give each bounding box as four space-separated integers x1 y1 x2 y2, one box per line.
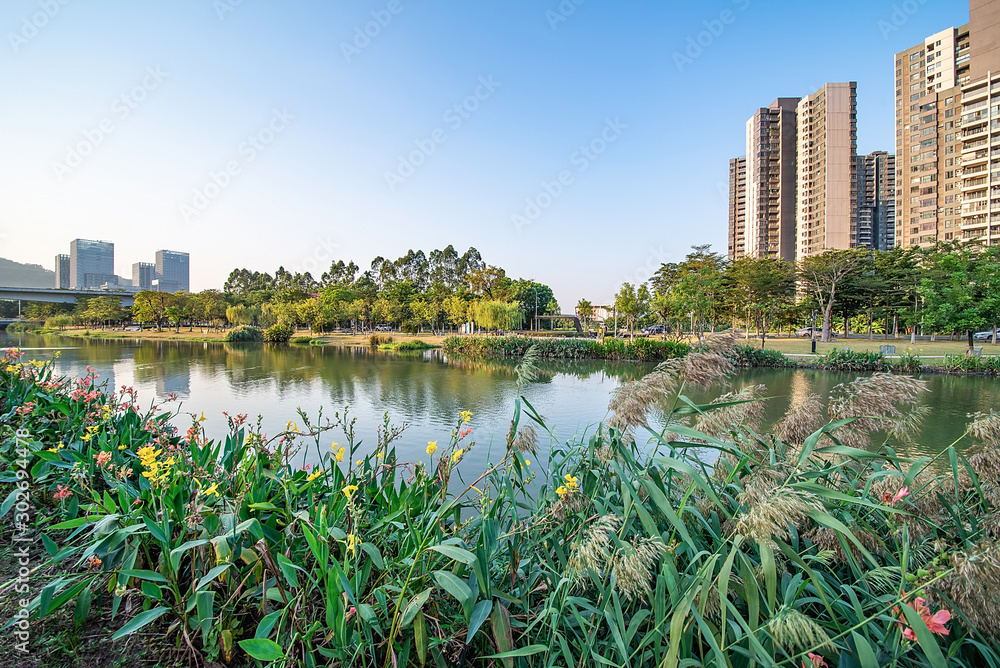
0 0 968 308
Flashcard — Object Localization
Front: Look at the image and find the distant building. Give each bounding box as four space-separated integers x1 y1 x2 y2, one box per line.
744 98 800 262
154 250 189 293
795 82 859 261
54 254 70 289
855 151 897 251
727 157 747 261
69 239 115 289
132 262 155 290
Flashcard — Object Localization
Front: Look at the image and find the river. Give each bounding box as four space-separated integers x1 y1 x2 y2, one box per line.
2 333 996 473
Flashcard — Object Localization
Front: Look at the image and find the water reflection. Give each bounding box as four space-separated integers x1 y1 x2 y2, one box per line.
1 333 994 472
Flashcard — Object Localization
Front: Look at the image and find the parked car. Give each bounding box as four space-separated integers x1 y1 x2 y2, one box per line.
973 330 997 342
123 325 141 332
374 324 393 332
641 324 670 336
796 327 819 337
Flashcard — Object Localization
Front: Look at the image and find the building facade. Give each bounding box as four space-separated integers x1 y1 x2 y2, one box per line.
894 25 971 248
958 68 1000 244
132 262 155 291
855 151 897 251
69 239 115 290
54 254 70 289
795 82 859 261
743 98 800 262
727 157 747 260
154 250 190 293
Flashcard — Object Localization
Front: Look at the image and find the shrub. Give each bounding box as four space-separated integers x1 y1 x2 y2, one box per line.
442 335 689 361
819 347 887 371
379 339 435 352
5 322 41 333
369 334 393 348
290 335 314 344
943 354 1000 375
222 325 263 342
728 344 797 368
896 351 924 374
263 323 294 343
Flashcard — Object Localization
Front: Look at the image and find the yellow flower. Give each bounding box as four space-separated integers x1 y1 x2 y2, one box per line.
377 452 384 460
344 532 360 556
426 441 438 455
333 445 345 463
118 445 126 451
203 482 219 497
307 469 323 482
355 459 363 466
286 420 298 432
198 412 207 423
564 474 579 489
524 459 531 466
342 484 359 499
452 449 463 464
459 410 472 424
556 486 568 497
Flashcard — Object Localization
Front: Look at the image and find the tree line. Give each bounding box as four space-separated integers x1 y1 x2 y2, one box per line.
11 246 560 335
596 243 1000 352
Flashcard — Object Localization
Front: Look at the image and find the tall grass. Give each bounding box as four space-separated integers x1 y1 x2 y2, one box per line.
1 345 999 666
443 335 689 361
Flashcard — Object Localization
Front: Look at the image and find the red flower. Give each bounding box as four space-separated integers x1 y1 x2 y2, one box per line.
803 653 828 668
896 593 950 641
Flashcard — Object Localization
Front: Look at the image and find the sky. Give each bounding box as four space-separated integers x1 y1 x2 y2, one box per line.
0 0 970 309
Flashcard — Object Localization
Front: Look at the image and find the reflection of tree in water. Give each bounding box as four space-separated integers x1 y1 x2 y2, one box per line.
440 351 655 383
133 341 192 398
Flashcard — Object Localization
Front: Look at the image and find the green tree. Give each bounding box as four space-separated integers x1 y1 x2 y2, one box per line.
919 244 1000 352
133 291 173 331
724 257 795 348
798 249 864 343
614 283 650 339
576 299 594 331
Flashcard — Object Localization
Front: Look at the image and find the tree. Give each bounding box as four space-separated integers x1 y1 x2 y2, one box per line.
919 244 1000 352
798 249 864 343
724 257 795 348
614 283 650 339
133 291 173 331
576 299 594 331
443 295 469 333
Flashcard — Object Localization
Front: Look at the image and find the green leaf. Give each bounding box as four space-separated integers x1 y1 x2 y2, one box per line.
480 644 549 659
414 610 428 666
111 607 171 640
898 601 947 668
491 603 514 667
360 542 384 569
169 539 209 572
467 599 493 645
73 588 91 628
118 569 168 583
255 610 282 640
428 545 476 565
238 638 285 661
433 570 472 620
195 564 231 591
401 587 433 627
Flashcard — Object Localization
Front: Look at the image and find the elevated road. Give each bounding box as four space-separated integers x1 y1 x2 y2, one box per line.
0 287 136 306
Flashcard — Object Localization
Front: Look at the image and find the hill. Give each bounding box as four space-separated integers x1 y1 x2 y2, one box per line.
0 257 55 288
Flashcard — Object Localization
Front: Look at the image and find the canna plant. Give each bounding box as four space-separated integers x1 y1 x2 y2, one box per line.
2 343 1000 666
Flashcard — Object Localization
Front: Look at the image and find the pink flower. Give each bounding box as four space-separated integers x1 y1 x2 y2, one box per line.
881 486 910 506
459 426 473 439
803 653 828 668
94 451 112 467
53 485 73 500
896 593 950 641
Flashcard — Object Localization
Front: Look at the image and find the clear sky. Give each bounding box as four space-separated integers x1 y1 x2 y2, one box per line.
0 0 969 309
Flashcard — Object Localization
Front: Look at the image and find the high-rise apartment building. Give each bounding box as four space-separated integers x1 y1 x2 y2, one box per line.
132 262 155 291
795 82 859 261
959 0 1000 245
69 239 115 290
727 157 747 260
855 151 897 251
54 254 70 289
894 26 971 248
742 98 800 261
154 250 190 293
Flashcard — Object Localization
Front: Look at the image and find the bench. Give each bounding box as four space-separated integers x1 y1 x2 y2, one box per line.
972 347 984 357
880 345 896 355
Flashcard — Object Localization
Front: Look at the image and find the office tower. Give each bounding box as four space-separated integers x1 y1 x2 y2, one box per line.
894 26 971 247
132 262 155 290
154 250 189 293
795 82 859 261
727 157 747 260
54 254 70 289
744 98 800 261
856 151 897 251
69 239 115 289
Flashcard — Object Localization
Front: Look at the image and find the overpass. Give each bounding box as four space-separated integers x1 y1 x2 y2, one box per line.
0 287 136 307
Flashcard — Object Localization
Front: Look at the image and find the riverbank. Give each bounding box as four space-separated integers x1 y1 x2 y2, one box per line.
2 347 998 666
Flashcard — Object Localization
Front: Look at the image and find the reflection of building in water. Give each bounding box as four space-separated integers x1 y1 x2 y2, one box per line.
156 373 190 399
787 370 813 408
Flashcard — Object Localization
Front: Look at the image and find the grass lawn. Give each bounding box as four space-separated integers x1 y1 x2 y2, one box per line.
750 335 1000 358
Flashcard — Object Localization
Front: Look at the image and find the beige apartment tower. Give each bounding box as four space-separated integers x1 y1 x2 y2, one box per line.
728 157 747 260
795 83 859 261
893 25 971 248
739 98 800 261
